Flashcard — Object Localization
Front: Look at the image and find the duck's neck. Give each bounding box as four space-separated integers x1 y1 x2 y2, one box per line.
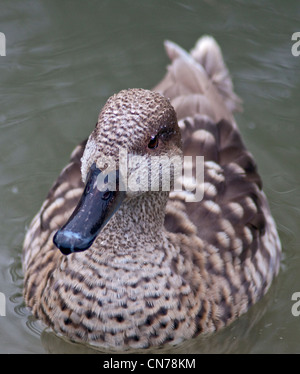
95 191 169 255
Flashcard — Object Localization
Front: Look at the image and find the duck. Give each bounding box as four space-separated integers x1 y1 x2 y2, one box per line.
22 35 281 350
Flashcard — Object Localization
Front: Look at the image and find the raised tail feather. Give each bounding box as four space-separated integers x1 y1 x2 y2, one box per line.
154 35 242 123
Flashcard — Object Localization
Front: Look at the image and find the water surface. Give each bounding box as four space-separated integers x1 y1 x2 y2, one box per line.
0 0 299 353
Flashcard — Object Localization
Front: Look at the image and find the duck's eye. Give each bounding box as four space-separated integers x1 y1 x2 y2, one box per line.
148 135 159 149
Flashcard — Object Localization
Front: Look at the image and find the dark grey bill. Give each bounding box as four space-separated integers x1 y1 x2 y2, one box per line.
53 163 125 255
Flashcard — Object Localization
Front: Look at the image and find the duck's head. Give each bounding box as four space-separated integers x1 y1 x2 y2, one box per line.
53 89 182 255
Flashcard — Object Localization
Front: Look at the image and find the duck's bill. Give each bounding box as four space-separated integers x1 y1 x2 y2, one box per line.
53 163 125 255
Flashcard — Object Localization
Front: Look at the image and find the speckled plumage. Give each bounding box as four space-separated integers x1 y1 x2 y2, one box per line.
23 36 281 349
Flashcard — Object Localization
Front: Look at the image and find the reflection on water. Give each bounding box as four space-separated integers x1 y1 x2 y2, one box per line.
1 0 300 353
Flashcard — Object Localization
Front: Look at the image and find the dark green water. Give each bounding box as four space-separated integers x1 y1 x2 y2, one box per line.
0 0 299 353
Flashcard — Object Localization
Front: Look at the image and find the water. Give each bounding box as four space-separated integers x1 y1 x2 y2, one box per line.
0 0 299 353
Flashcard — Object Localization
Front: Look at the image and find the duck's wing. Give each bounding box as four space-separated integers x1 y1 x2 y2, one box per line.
156 36 281 292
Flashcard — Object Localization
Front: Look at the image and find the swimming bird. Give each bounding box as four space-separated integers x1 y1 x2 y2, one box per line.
22 36 281 349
